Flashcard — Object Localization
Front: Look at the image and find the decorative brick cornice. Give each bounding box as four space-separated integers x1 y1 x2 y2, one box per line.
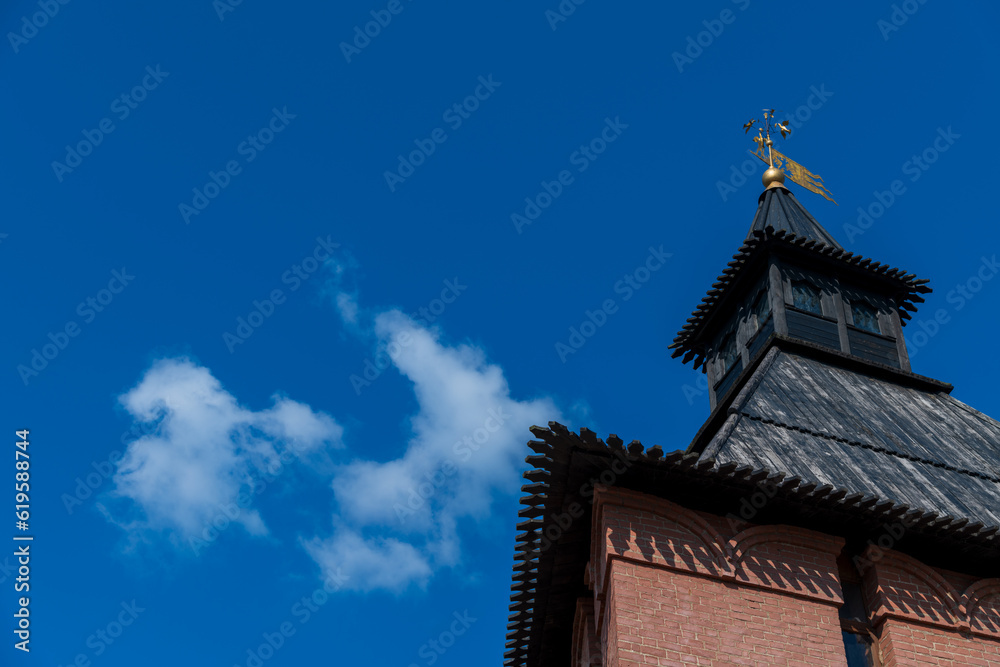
964 579 1000 639
730 524 845 605
591 486 845 614
590 486 733 598
864 546 1000 640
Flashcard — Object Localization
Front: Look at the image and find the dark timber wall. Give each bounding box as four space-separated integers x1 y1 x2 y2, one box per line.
786 308 840 349
848 328 900 368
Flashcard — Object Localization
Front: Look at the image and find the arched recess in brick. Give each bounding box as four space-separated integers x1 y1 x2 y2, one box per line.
591 487 735 585
864 547 963 629
571 597 602 667
729 525 845 604
961 579 1000 638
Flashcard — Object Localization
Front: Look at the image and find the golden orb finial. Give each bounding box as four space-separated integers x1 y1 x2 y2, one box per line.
762 166 785 189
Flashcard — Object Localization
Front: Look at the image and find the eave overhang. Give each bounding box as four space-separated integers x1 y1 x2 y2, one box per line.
668 227 932 369
505 423 1000 667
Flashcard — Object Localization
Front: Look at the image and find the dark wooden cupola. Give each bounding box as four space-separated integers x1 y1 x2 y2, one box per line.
670 182 932 410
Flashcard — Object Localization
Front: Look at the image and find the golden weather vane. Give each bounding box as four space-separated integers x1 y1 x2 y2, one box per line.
743 109 837 205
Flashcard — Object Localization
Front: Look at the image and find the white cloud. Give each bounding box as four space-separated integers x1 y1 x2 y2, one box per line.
303 527 432 594
109 358 343 547
332 311 554 528
111 285 561 593
321 252 362 329
335 292 359 324
313 309 559 591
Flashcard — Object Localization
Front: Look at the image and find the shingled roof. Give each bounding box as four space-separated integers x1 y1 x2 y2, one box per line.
699 346 1000 529
747 185 843 249
504 388 1000 666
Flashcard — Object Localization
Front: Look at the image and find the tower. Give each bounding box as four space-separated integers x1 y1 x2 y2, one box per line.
505 139 1000 666
672 180 927 412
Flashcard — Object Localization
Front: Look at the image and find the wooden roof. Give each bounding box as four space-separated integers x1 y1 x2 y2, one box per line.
701 346 1000 530
669 188 931 370
747 186 843 249
505 402 1000 666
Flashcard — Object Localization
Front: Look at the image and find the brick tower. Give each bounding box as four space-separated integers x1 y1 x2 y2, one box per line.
505 171 1000 666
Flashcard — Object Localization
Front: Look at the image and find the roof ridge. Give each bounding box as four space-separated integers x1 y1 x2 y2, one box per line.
738 412 1000 484
697 347 782 459
940 392 1000 434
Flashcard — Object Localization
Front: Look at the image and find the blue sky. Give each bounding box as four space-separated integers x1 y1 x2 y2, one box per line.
3 1 1000 665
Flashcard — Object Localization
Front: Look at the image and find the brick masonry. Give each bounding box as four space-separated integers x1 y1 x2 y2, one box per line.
861 546 1000 666
576 486 1000 666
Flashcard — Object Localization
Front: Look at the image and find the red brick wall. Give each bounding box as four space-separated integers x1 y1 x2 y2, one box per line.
589 487 847 667
573 486 1000 667
878 618 1000 666
860 546 1000 666
604 558 846 666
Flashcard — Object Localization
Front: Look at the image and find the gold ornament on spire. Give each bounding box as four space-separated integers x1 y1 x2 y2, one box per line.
742 110 837 205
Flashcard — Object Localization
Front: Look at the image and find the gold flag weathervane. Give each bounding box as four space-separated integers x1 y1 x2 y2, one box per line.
744 109 838 204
